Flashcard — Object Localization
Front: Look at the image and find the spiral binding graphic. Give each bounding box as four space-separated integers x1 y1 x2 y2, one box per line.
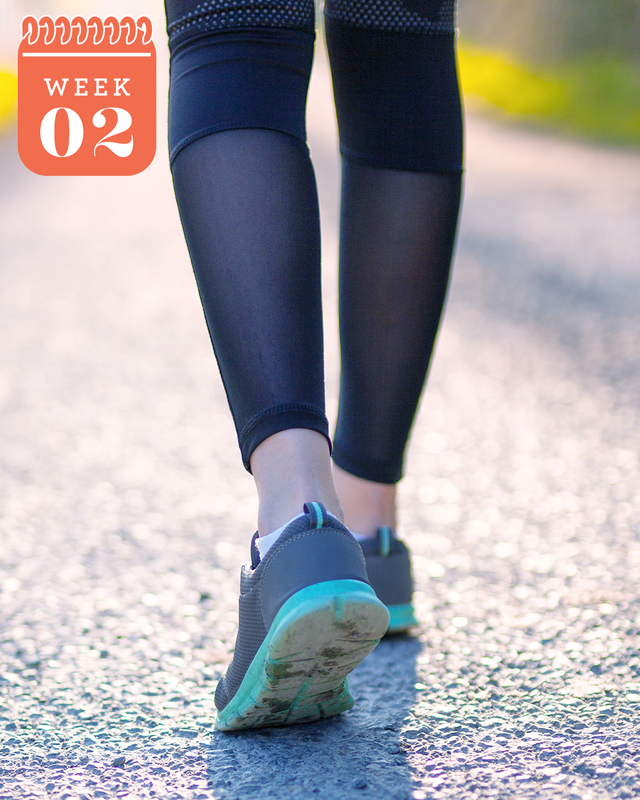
21 16 154 47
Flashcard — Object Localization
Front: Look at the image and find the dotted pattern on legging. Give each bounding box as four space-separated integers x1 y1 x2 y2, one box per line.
324 0 455 33
167 0 315 39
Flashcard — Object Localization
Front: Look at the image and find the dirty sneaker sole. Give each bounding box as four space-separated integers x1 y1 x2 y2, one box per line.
215 580 390 731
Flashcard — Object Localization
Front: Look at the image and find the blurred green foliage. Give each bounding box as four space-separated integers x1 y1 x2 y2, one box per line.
458 0 640 65
458 0 640 146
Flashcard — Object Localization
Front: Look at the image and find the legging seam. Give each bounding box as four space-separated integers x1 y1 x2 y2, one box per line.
172 56 312 82
170 124 307 163
169 14 314 35
168 27 315 56
323 17 455 36
340 149 464 175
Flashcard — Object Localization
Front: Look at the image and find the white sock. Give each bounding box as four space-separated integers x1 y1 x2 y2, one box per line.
256 513 305 560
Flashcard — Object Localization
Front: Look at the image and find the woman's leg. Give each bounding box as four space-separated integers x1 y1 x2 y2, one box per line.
165 12 342 533
324 7 464 535
332 165 462 535
170 125 339 533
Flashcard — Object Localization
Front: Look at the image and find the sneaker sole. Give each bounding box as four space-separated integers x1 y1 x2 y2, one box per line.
215 579 390 732
386 603 418 634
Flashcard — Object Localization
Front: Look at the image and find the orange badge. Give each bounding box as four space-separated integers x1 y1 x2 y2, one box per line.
18 15 156 176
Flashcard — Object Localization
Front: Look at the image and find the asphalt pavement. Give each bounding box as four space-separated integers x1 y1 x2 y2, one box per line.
1 17 640 800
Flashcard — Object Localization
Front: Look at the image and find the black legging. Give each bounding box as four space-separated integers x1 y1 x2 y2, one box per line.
164 0 463 483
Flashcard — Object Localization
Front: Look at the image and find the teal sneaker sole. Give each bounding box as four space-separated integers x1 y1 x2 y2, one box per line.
215 579 390 732
386 603 418 634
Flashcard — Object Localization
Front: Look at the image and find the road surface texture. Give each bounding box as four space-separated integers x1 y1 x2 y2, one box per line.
1 11 640 800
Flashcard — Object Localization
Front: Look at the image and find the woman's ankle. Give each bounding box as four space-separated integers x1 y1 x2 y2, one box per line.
250 429 343 536
332 463 397 537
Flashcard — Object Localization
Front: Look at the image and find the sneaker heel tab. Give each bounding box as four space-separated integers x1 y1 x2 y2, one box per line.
250 531 261 568
303 501 327 529
378 527 392 557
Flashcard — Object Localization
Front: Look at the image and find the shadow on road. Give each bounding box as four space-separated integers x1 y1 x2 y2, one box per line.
204 637 420 800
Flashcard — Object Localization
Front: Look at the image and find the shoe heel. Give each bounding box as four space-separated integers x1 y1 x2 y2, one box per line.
386 602 418 633
216 580 389 731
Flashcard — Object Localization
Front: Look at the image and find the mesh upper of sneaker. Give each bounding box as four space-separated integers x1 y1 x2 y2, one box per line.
215 506 370 711
359 528 414 608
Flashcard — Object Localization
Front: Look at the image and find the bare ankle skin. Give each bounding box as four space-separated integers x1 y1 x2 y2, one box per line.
250 429 343 537
332 463 397 537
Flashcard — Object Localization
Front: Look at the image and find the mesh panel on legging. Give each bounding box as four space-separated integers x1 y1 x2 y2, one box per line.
170 128 329 470
324 0 455 33
165 0 314 51
332 164 462 484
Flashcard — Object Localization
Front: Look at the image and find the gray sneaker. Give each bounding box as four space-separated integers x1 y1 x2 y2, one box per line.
215 502 390 731
359 527 418 633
